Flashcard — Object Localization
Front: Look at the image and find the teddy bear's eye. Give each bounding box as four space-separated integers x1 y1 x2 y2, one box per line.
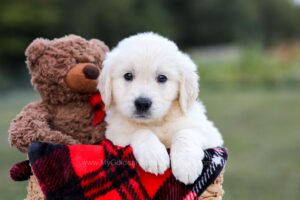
124 72 134 81
156 74 168 83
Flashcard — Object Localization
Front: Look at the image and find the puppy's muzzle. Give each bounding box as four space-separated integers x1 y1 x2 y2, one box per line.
134 97 152 113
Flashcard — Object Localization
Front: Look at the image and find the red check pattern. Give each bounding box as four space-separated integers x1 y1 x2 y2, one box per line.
13 140 227 200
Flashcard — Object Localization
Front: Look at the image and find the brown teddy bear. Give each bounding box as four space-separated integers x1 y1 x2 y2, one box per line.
8 35 109 199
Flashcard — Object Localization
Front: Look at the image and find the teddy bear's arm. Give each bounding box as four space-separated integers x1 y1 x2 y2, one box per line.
8 101 77 153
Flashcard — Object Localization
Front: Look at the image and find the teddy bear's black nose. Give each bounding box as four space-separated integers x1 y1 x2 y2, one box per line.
83 65 99 80
135 97 152 113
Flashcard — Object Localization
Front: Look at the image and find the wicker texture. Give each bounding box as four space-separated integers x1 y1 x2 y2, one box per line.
26 176 43 200
198 171 225 200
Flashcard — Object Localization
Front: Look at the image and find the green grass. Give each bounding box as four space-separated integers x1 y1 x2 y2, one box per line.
0 88 299 199
200 87 300 200
0 90 39 200
190 45 300 88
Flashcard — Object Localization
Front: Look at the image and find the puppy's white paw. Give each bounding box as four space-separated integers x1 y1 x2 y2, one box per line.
171 129 205 184
171 151 204 185
131 130 170 175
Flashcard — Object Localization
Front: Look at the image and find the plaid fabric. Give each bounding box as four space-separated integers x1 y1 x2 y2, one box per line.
88 92 106 127
24 140 227 200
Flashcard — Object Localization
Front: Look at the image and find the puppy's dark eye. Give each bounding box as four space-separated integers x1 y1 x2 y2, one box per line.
124 72 134 81
157 74 168 83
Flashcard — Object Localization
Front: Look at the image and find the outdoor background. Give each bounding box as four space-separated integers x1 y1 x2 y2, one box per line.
1 0 300 199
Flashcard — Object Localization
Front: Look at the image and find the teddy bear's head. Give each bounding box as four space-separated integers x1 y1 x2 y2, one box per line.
26 35 108 104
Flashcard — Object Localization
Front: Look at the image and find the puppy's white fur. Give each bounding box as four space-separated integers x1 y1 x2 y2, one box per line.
98 32 223 184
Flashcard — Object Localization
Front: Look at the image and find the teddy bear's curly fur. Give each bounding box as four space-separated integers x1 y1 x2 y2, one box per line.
8 35 109 199
9 35 108 152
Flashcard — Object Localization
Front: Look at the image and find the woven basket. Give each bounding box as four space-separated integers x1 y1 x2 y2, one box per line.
198 170 225 200
26 176 43 200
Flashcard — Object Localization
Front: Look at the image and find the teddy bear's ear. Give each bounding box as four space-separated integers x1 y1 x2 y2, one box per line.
25 38 49 70
89 39 109 60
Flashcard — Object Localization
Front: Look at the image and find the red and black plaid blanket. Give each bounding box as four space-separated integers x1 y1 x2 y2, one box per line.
11 140 227 200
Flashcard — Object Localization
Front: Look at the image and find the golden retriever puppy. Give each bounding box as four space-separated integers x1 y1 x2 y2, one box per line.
98 32 223 184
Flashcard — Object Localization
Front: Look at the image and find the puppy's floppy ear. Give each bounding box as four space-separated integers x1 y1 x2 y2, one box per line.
179 53 199 114
98 58 112 109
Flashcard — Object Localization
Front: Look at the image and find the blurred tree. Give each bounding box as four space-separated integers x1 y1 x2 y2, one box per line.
50 0 178 46
0 0 61 89
0 0 300 89
165 0 239 45
260 0 300 44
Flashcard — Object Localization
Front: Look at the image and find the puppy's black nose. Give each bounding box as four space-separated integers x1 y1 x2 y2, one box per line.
135 97 152 112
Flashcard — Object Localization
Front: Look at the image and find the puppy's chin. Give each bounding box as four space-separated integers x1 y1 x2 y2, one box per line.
127 110 167 124
115 103 174 124
131 113 159 124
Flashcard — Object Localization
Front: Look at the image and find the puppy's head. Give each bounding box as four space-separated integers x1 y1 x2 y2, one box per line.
99 32 199 123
